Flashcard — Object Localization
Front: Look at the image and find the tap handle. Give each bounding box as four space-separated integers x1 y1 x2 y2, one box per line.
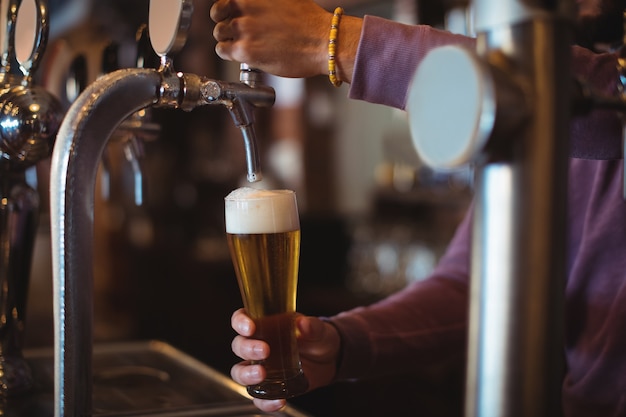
148 0 193 69
2 0 49 78
0 0 62 172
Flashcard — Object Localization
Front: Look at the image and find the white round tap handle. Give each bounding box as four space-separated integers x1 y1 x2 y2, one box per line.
149 0 193 57
13 0 48 76
406 45 495 168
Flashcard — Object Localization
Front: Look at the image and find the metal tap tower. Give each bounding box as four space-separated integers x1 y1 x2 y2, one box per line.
468 2 572 415
49 0 274 415
0 0 63 396
407 0 574 416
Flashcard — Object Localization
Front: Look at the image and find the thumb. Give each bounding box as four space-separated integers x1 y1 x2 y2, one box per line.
295 316 341 363
295 315 327 341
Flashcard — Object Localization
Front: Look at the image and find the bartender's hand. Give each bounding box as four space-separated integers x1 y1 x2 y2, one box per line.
230 308 341 412
210 0 362 83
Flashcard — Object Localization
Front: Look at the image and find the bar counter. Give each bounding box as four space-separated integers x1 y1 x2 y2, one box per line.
9 341 309 417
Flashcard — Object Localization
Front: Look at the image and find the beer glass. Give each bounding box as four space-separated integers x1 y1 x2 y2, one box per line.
225 187 308 399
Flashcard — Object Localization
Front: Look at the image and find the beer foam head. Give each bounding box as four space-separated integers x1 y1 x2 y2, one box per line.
225 187 299 234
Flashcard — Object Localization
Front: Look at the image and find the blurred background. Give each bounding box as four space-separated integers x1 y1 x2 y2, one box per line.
25 0 473 415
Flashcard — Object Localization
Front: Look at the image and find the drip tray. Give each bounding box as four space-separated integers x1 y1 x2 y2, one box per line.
11 340 310 417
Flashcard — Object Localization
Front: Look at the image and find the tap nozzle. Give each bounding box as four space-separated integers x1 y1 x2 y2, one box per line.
199 76 275 182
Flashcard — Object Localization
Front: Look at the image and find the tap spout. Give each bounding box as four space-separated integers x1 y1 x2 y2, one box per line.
50 68 162 417
199 78 275 182
157 70 274 182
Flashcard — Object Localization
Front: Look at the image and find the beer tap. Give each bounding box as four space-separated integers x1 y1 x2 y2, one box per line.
0 0 62 396
406 0 574 415
49 0 274 415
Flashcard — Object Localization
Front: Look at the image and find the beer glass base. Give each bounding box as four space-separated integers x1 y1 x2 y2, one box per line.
247 371 308 400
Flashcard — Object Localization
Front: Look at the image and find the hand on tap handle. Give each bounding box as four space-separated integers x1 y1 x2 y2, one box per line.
210 0 362 84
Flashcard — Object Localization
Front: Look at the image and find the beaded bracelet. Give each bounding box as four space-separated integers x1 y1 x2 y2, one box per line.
328 7 344 87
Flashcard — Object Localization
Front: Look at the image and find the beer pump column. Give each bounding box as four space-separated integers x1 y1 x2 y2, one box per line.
49 0 274 415
406 0 573 416
0 0 62 396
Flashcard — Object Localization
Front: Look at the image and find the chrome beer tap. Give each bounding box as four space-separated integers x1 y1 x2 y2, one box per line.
406 0 574 416
49 0 274 415
0 0 62 396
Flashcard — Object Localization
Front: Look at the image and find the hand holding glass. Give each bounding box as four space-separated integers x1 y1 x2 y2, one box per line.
225 188 308 399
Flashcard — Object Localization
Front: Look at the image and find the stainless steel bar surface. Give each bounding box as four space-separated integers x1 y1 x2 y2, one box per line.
465 1 571 416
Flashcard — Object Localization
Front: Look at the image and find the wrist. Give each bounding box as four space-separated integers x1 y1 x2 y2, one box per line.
335 15 361 85
322 11 361 85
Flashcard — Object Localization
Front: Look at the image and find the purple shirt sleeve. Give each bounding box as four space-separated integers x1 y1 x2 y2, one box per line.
348 16 475 110
330 211 473 380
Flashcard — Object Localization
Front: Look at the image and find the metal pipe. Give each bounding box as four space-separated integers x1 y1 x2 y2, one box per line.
465 1 571 416
50 68 162 417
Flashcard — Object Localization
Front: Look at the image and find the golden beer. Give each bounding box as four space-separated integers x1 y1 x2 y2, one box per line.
225 188 308 399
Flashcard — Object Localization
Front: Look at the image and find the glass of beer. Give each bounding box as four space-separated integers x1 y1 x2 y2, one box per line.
225 187 308 399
